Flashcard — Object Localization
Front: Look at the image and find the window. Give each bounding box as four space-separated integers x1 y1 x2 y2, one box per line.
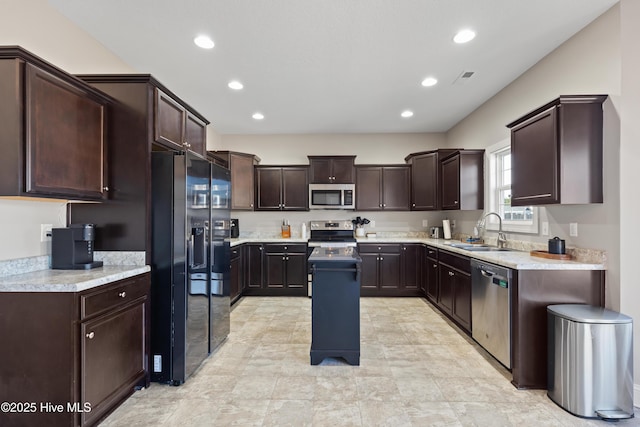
486 140 538 234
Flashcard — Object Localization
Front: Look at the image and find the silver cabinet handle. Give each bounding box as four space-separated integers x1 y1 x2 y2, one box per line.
379 204 382 207
383 204 386 207
86 331 95 339
454 200 458 204
412 203 415 207
284 246 287 250
286 257 289 260
259 247 263 251
433 263 437 268
183 142 191 148
449 271 454 276
380 257 384 261
283 256 286 260
250 203 254 207
103 186 109 192
403 247 406 251
118 291 126 298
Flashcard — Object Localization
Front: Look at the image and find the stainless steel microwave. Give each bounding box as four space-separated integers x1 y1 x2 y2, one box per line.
309 184 355 210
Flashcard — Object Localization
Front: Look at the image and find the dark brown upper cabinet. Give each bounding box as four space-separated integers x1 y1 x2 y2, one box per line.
507 95 607 206
405 149 457 210
255 166 309 211
308 155 356 184
68 74 209 258
355 165 410 211
155 88 207 156
440 150 484 211
208 151 261 210
0 47 110 201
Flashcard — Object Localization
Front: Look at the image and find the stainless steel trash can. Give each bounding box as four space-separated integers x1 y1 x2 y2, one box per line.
547 304 634 420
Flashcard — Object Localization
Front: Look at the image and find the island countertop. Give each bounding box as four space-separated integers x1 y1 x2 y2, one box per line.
0 265 151 293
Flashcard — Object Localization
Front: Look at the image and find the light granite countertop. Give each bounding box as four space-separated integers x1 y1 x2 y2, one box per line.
229 237 605 271
0 265 150 293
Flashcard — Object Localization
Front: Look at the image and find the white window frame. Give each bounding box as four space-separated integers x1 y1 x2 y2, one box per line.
485 139 539 234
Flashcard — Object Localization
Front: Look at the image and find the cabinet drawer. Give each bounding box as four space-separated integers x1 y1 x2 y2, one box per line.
81 274 149 320
426 246 438 260
265 244 307 254
358 244 401 254
438 250 470 274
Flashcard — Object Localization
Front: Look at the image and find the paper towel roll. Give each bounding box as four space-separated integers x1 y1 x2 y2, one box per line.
442 219 452 240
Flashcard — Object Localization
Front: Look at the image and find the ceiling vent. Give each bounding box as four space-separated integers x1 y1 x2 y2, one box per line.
453 70 475 85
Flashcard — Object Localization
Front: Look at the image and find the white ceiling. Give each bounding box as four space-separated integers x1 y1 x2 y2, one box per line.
50 0 617 135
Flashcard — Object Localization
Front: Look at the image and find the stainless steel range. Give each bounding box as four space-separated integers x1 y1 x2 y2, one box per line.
307 220 357 296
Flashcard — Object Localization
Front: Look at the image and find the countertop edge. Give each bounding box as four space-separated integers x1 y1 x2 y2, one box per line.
0 265 151 293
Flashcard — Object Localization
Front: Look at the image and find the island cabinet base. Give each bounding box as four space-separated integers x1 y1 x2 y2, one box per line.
309 260 361 366
511 269 605 390
0 273 150 427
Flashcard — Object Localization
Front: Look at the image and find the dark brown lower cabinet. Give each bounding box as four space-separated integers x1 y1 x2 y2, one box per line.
424 246 439 301
435 250 471 334
230 246 243 303
400 244 422 294
243 243 307 296
0 273 150 427
359 244 406 296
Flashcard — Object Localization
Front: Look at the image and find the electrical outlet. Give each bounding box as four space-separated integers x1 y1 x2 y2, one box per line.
569 222 578 237
450 220 456 229
541 221 549 236
369 220 376 228
40 224 53 242
422 220 429 228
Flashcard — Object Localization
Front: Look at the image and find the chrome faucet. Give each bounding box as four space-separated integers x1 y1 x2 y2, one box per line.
477 212 507 248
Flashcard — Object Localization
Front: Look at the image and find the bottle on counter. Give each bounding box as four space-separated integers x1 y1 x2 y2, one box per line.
301 222 308 239
281 219 291 238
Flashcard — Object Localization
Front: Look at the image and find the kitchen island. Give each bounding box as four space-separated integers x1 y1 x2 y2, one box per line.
308 246 362 366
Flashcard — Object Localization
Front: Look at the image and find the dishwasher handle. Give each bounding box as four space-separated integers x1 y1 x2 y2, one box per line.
480 269 495 278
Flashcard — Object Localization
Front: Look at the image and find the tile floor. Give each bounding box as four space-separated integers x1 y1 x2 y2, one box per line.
101 297 639 426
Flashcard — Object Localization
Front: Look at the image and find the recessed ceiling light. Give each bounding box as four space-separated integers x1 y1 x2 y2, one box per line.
252 112 264 120
453 29 476 44
194 35 214 49
228 80 244 90
401 110 414 118
421 77 438 87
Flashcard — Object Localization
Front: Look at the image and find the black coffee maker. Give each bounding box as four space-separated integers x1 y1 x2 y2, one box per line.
51 224 103 270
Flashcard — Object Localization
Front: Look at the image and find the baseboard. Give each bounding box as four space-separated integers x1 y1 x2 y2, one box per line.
635 383 640 408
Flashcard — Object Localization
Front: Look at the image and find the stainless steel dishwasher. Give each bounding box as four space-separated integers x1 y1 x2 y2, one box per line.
471 259 512 368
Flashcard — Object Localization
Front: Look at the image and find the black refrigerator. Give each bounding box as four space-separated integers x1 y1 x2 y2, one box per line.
150 150 230 385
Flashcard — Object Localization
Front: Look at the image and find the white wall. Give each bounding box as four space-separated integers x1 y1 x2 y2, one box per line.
619 0 640 408
0 0 135 261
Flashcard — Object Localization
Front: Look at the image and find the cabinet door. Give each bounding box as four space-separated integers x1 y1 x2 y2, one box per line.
382 167 410 210
331 158 355 183
246 244 264 288
231 153 255 210
438 265 454 315
359 253 379 290
411 153 438 210
230 251 241 300
285 253 307 288
26 64 107 199
265 253 285 288
511 106 559 205
309 158 332 183
255 167 283 210
452 272 471 332
185 112 207 157
441 155 460 209
401 244 421 290
81 301 146 426
282 167 309 210
425 258 439 302
356 167 382 210
379 252 401 289
154 88 185 151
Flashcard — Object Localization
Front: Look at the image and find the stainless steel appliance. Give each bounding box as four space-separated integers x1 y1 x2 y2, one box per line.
429 226 444 239
150 151 230 385
547 304 634 420
309 184 355 210
471 259 512 368
307 220 357 296
51 223 103 270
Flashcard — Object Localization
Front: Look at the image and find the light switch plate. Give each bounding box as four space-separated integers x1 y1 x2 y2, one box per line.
569 223 578 237
541 221 549 236
40 224 53 242
450 220 456 229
